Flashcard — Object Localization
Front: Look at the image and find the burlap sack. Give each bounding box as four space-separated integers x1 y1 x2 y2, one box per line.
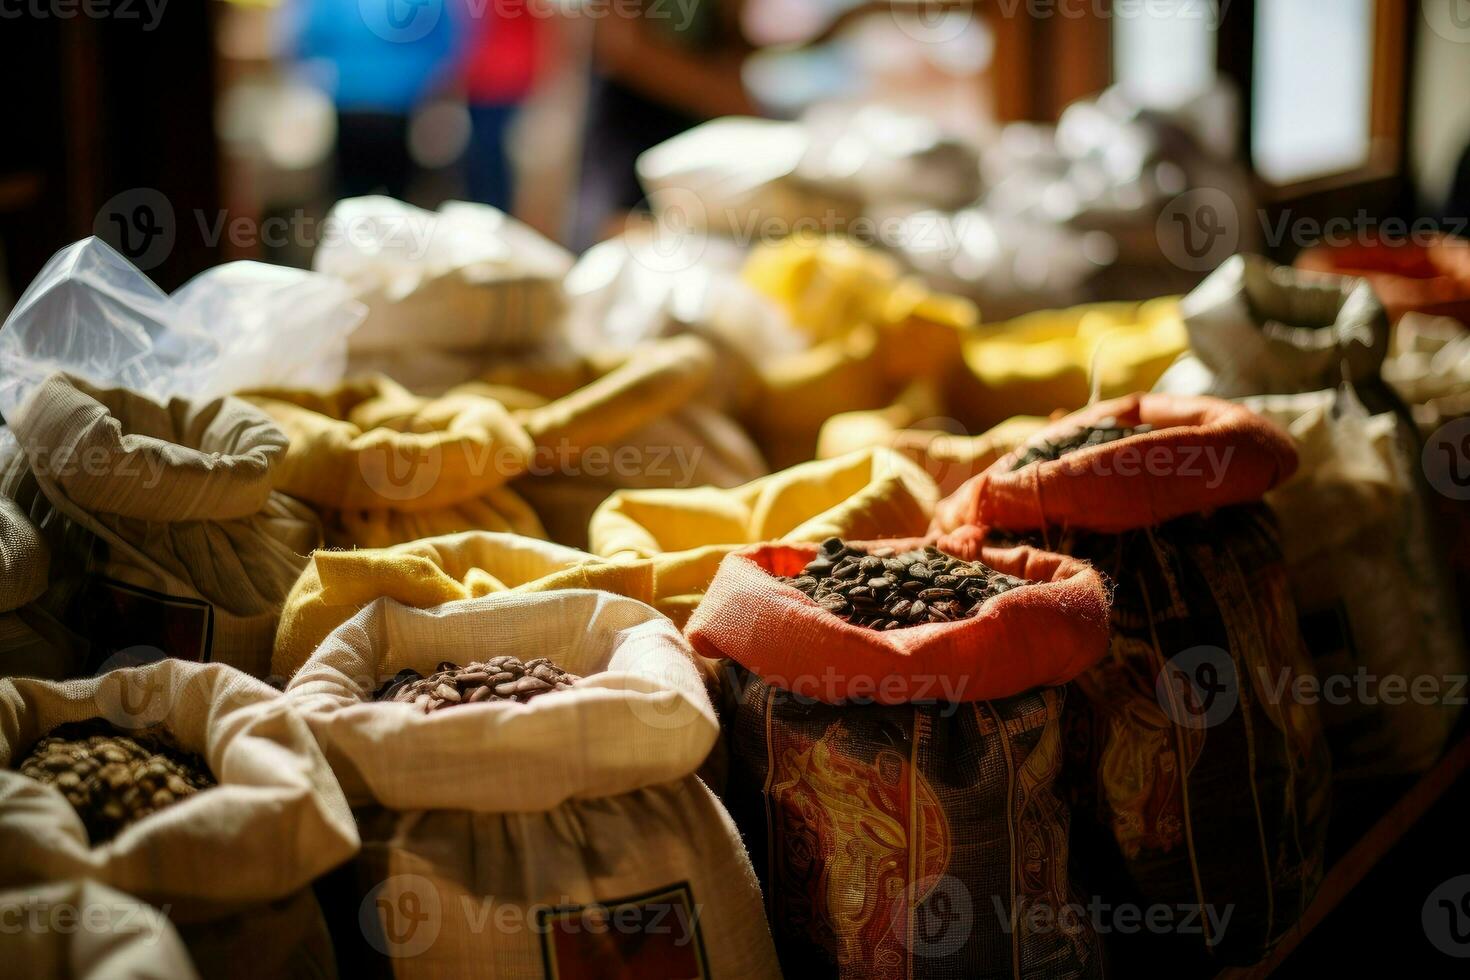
687 540 1111 979
944 298 1187 433
1244 387 1466 778
817 396 1051 496
0 660 360 978
935 395 1331 966
1158 255 1468 776
503 336 769 546
589 449 940 626
1296 234 1470 327
0 493 60 680
314 198 573 394
1158 254 1390 405
637 117 862 239
272 531 655 679
284 590 780 978
1 374 321 679
740 238 978 467
243 376 545 548
0 879 198 980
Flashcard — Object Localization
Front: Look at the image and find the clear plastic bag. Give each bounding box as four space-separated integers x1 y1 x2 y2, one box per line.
0 237 364 420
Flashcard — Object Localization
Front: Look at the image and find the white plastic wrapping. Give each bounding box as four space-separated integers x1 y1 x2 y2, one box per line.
0 238 365 420
313 197 573 390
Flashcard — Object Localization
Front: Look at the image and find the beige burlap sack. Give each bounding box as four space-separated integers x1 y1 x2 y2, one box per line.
285 590 780 978
0 492 65 680
1 375 321 679
0 660 359 977
1245 387 1467 777
0 879 198 980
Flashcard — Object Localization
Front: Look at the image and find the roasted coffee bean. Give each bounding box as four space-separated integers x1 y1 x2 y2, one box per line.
775 539 1030 631
375 655 581 712
1011 419 1155 470
17 720 215 845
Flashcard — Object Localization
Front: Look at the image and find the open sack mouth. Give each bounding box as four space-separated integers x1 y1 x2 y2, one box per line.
372 655 582 712
1009 416 1159 470
772 536 1031 631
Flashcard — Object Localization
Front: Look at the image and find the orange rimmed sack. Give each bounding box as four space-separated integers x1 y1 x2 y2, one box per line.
242 375 545 548
686 537 1110 979
1296 234 1470 327
935 394 1331 967
688 538 1110 704
934 392 1299 535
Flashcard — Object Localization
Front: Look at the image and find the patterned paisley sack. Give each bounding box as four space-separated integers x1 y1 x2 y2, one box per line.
687 537 1112 979
935 393 1332 967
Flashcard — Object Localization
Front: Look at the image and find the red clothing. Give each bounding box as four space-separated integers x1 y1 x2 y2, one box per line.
462 0 540 104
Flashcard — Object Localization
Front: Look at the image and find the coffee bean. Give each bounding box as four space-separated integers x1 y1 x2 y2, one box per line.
376 656 581 711
775 540 1031 632
17 720 215 846
1011 421 1155 470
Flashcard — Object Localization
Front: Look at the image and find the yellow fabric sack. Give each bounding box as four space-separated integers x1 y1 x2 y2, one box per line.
272 531 655 678
243 376 545 548
741 238 979 467
819 405 1050 496
588 448 939 624
946 298 1186 432
459 336 768 547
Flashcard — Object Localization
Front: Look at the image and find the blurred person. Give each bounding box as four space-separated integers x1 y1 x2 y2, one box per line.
573 0 754 248
282 0 462 200
461 0 545 210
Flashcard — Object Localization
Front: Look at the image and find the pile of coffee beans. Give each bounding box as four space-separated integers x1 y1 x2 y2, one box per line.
18 720 215 845
375 656 581 713
777 538 1030 630
1010 417 1155 470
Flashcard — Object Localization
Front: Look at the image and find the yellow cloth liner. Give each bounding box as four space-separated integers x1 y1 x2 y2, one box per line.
741 237 979 468
588 448 939 621
946 298 1187 431
272 530 655 677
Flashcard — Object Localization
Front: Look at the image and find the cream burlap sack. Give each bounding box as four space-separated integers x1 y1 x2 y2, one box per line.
0 493 65 680
1245 387 1467 778
316 198 573 394
0 879 198 980
0 660 360 978
285 590 779 978
271 531 655 679
1 375 321 679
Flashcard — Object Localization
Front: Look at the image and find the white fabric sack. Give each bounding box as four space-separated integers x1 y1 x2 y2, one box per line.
285 590 780 979
0 661 360 975
314 197 572 391
0 879 198 980
637 117 862 239
0 237 364 420
1 374 320 679
1244 387 1468 778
